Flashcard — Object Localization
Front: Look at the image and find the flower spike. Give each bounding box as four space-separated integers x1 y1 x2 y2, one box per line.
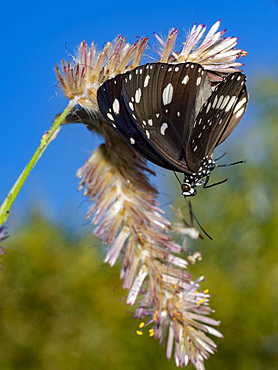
154 20 247 77
56 36 148 110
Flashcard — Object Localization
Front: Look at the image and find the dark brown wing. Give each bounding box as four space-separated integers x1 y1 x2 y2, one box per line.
186 72 247 172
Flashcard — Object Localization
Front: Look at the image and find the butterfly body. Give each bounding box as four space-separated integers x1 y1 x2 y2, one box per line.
97 62 248 197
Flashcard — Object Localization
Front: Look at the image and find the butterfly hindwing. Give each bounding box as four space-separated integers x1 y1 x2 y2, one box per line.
216 84 248 146
122 62 212 173
186 72 248 172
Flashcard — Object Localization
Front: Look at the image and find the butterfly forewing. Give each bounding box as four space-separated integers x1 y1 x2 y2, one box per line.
97 73 177 170
122 62 212 173
186 72 248 172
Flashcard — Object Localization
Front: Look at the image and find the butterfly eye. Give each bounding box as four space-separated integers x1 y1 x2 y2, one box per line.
182 183 196 196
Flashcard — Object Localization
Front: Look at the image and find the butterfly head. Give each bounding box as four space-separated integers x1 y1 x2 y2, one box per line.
182 176 206 197
181 181 197 197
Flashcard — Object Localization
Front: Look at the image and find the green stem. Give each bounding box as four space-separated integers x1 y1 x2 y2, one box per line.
0 100 76 226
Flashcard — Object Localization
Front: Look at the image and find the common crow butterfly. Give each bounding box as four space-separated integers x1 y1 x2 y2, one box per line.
97 62 248 197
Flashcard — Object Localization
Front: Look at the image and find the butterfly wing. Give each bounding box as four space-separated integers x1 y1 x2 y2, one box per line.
186 72 248 172
216 84 248 146
97 73 177 170
122 62 212 173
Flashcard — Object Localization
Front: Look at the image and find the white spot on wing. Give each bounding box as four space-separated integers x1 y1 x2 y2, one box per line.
235 107 245 118
220 95 230 110
225 96 237 112
162 83 174 105
216 95 224 109
212 95 218 109
107 113 114 121
145 130 150 139
182 75 189 85
175 66 179 72
144 75 150 87
135 88 142 103
196 77 201 86
160 122 168 135
130 138 135 144
112 99 120 114
147 119 153 126
206 102 211 113
129 102 134 111
233 97 247 113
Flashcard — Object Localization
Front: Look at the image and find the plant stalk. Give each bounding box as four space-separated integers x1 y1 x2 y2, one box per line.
0 100 76 226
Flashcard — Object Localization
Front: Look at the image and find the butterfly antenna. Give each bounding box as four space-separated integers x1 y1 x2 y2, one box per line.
214 152 227 161
217 160 246 167
183 197 213 240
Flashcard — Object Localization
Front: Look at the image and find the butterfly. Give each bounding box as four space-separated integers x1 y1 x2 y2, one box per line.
97 62 248 197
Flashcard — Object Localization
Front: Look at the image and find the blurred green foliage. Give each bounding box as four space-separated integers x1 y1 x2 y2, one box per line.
0 213 174 370
1 76 278 369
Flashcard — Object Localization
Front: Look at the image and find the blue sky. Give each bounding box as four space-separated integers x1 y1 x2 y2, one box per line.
1 0 278 230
